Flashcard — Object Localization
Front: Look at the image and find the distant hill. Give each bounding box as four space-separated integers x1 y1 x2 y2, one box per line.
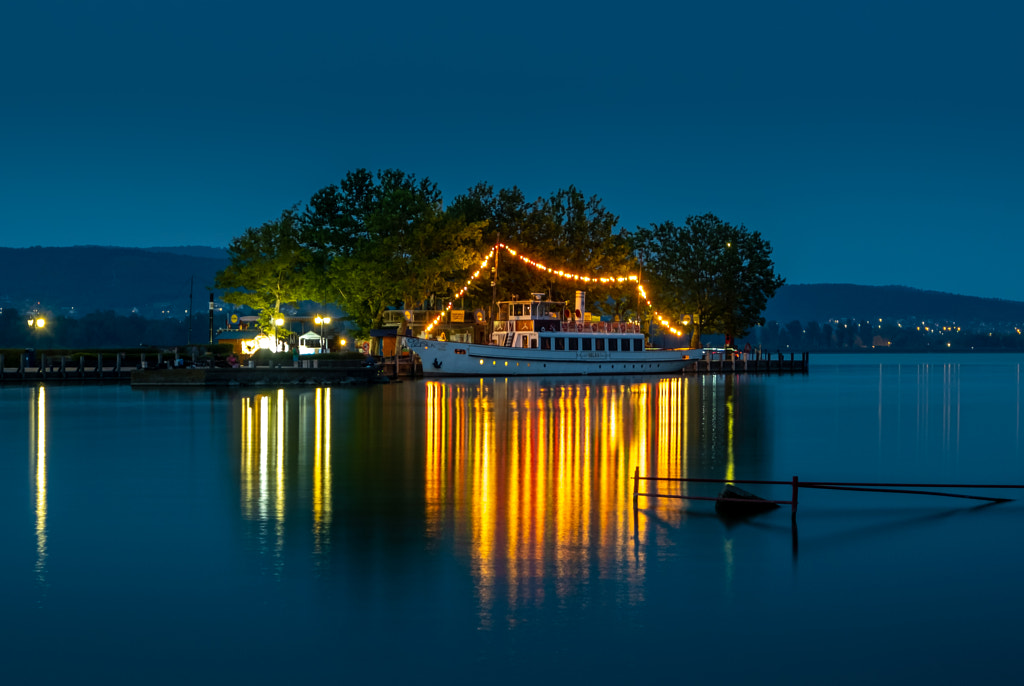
764 284 1024 324
143 246 229 260
4 246 1024 326
0 246 228 315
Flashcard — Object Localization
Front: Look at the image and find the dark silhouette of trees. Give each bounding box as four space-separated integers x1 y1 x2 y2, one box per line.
634 214 784 347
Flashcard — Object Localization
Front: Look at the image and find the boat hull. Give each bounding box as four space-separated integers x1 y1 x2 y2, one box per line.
405 337 699 377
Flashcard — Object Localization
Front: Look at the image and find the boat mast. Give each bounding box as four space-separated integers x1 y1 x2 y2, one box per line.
490 236 500 332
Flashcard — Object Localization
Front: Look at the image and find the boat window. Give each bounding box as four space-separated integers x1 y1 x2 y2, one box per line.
633 338 644 352
581 338 592 351
568 337 579 351
540 336 551 350
512 303 523 317
595 338 605 352
521 336 529 348
555 337 565 351
608 338 618 352
530 338 538 349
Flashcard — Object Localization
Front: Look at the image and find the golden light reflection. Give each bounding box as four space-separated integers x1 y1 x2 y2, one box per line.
31 386 48 584
312 387 333 553
423 378 701 624
239 388 333 567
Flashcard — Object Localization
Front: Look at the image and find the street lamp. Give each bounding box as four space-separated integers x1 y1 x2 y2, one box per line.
28 317 46 328
315 315 331 352
273 317 284 352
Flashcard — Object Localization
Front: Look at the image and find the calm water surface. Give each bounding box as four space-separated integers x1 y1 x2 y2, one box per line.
3 353 1023 684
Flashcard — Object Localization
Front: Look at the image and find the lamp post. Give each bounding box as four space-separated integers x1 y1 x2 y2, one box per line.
315 315 331 352
273 316 284 353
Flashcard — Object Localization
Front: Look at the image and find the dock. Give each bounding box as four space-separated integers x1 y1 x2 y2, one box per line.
688 351 809 374
0 352 385 387
1 350 809 385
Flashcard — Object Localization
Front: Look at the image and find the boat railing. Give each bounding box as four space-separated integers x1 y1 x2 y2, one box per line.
493 319 640 335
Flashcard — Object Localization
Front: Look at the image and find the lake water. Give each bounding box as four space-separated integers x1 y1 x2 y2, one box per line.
3 353 1023 684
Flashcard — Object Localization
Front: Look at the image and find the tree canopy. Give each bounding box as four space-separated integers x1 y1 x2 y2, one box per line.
215 170 785 348
299 169 484 331
634 213 784 348
447 184 638 319
215 208 310 337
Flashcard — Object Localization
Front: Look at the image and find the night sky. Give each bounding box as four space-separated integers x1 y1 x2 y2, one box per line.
3 2 1022 299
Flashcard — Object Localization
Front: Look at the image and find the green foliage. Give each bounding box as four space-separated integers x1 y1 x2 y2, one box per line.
448 184 638 316
211 170 782 348
215 208 311 336
636 213 785 347
299 169 484 332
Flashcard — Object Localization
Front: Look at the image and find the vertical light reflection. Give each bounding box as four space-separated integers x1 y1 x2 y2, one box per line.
654 377 686 513
878 364 884 449
241 390 331 573
259 395 270 525
312 388 333 554
625 383 648 571
423 379 661 627
725 388 735 484
682 378 690 491
473 382 495 626
424 383 445 538
32 386 48 584
506 389 521 614
241 397 255 520
275 389 286 563
917 364 930 448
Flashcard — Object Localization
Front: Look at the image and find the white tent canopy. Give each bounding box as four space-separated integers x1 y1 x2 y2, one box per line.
297 331 324 355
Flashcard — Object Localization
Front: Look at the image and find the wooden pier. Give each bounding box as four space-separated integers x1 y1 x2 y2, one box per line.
689 351 809 374
0 352 385 387
2 350 809 385
0 352 134 385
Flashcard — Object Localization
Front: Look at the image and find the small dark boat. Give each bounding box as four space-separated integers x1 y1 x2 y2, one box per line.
715 484 780 518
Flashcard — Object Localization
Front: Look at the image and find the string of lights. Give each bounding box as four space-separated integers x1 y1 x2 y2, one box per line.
422 243 685 336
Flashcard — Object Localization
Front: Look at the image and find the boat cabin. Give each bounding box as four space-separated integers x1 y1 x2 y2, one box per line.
490 295 646 352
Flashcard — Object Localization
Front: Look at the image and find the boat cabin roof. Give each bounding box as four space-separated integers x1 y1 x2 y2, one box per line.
498 299 567 321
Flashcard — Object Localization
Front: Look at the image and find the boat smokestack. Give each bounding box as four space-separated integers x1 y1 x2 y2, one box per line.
575 291 585 319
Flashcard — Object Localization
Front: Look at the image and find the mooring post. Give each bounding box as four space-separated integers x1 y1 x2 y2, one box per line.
633 466 639 510
791 475 799 514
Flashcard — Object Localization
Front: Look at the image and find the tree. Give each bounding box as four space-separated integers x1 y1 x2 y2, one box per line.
215 208 311 339
300 169 484 332
448 184 637 317
528 187 637 316
634 213 784 348
805 320 822 349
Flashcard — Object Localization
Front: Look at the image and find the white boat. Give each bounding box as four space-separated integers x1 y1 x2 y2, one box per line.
405 294 702 377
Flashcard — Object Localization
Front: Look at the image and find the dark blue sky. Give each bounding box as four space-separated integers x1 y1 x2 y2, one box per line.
3 2 1022 299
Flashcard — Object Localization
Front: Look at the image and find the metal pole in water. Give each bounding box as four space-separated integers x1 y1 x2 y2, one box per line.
633 466 639 510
